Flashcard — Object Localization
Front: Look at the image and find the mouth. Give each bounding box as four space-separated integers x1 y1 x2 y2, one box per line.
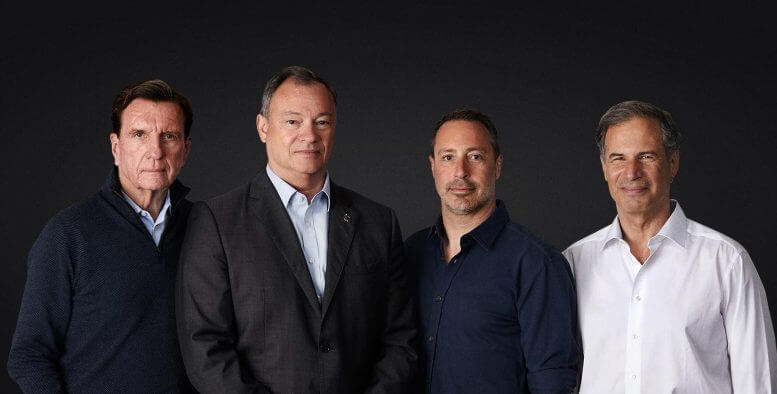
620 185 648 195
295 149 320 156
448 183 476 195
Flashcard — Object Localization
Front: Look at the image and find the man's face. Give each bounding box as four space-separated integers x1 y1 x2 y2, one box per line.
110 98 191 197
430 120 502 216
257 80 336 183
601 116 679 218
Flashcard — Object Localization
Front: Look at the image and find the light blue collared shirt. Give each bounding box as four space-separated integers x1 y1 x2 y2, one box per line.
122 191 172 246
266 165 331 300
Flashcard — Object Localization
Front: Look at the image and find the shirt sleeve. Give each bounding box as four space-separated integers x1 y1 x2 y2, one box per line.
723 249 777 393
7 218 72 393
517 250 581 394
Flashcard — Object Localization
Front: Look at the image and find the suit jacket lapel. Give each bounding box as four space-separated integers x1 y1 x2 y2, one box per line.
248 171 321 314
321 183 357 317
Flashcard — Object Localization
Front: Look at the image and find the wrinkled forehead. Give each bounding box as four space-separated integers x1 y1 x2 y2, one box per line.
269 80 336 114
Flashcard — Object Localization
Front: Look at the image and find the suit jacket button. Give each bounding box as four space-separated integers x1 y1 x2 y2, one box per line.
319 343 332 353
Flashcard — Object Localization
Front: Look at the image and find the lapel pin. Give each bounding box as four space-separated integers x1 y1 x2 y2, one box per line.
343 213 351 223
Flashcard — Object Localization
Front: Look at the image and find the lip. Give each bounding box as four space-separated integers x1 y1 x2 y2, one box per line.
449 186 475 194
295 149 320 155
620 186 648 195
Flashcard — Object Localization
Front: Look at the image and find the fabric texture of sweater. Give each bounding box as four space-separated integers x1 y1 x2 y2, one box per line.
8 168 195 393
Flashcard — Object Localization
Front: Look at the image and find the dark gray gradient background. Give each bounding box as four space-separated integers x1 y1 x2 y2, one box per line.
2 2 775 391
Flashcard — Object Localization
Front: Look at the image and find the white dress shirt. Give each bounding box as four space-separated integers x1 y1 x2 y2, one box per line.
266 165 330 300
564 201 777 393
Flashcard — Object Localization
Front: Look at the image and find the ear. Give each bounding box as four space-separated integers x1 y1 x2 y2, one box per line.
669 150 680 178
110 133 120 166
495 154 503 180
428 154 435 177
600 155 607 181
257 114 268 143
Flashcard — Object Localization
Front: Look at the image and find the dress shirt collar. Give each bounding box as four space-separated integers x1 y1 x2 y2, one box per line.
603 199 688 251
121 189 172 225
429 200 511 251
266 164 331 212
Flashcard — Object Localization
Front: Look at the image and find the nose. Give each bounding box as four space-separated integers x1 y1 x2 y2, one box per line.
146 135 163 159
454 157 469 179
624 158 642 180
298 121 318 143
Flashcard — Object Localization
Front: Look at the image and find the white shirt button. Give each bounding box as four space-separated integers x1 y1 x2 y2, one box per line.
634 295 642 302
631 374 637 380
632 334 638 340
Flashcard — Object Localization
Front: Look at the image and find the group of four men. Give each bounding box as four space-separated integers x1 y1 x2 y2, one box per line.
8 66 776 393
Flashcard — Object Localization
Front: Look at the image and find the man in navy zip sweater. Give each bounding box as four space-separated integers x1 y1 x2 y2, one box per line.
8 80 195 393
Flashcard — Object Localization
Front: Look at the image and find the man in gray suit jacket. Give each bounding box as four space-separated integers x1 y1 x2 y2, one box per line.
176 66 418 393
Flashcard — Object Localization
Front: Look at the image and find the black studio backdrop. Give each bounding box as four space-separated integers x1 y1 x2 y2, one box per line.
2 3 776 392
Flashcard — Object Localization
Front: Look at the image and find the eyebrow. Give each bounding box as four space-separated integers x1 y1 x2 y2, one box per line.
279 111 335 118
436 147 488 155
607 150 658 159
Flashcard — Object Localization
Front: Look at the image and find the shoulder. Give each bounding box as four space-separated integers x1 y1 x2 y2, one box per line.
499 221 567 268
333 184 396 221
404 226 434 254
562 224 612 260
685 218 747 255
685 218 752 275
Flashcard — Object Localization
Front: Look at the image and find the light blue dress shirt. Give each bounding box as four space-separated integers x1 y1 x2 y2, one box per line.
266 165 331 300
122 190 172 246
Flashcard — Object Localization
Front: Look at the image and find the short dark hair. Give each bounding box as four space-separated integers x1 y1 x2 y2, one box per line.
431 108 501 157
260 66 337 116
596 100 682 157
111 79 193 137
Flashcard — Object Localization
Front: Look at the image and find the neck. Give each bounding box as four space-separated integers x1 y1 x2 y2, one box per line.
617 201 672 263
440 200 496 263
122 185 167 221
270 163 326 202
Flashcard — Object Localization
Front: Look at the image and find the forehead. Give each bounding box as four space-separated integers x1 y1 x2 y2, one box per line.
269 79 335 114
434 120 492 151
121 99 183 128
604 116 663 152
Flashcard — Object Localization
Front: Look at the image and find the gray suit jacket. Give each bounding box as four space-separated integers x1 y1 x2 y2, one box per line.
176 170 418 393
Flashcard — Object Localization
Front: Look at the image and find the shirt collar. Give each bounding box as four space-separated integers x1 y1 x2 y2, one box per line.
266 164 331 211
121 189 171 225
428 200 511 251
602 199 688 250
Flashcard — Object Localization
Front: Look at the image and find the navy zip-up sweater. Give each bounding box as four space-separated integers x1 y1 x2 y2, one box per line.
8 168 195 393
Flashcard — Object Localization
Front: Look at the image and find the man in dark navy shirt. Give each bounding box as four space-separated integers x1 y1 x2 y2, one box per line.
405 108 580 393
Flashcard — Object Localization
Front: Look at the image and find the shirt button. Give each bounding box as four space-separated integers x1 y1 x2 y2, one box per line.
319 343 332 353
631 374 637 380
634 295 642 302
632 334 638 340
427 335 435 343
433 295 443 303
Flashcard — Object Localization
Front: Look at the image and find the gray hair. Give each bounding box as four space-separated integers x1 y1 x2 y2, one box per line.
259 66 336 116
431 108 501 157
596 100 682 157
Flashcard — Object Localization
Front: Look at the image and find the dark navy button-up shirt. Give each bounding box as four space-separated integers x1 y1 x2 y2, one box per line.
405 201 580 393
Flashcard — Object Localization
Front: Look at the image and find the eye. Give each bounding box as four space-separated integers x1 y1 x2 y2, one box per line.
285 119 298 125
639 153 656 160
131 130 145 138
162 132 179 140
316 120 331 126
441 154 453 161
469 153 483 161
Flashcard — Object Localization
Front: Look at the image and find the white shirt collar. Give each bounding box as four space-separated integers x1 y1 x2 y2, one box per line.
602 199 688 251
265 164 331 211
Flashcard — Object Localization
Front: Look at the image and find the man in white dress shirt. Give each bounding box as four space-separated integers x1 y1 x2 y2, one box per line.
564 100 777 393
